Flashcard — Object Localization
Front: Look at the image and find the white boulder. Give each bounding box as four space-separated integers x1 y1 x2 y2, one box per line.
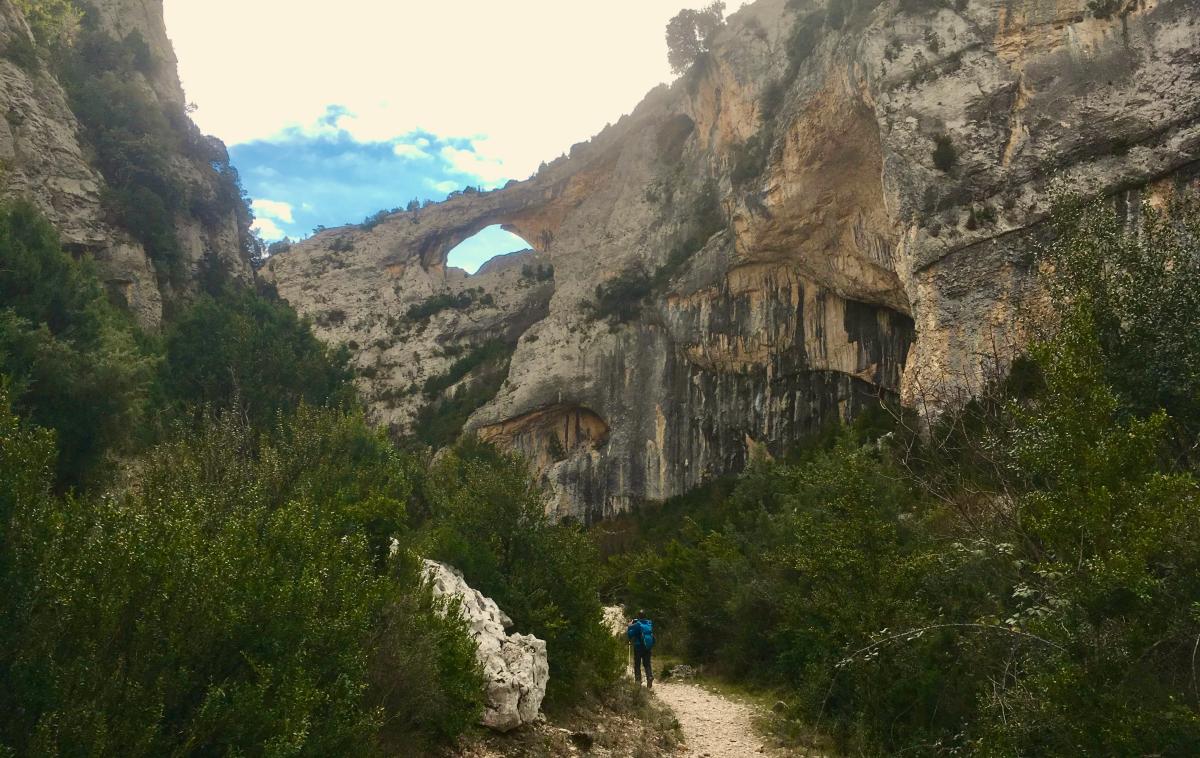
422 560 549 732
602 605 627 637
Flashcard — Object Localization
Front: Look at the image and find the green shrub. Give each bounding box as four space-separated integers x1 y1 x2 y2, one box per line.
0 201 154 488
587 265 655 325
665 2 726 75
13 0 80 48
932 133 957 172
730 132 769 186
785 14 821 76
360 209 390 230
406 291 477 321
64 56 187 282
759 79 787 124
57 23 255 286
0 400 484 754
602 190 1200 755
417 441 624 706
588 182 724 324
520 262 555 283
1039 192 1200 447
421 339 513 398
161 288 354 431
4 28 39 71
413 367 507 449
1088 0 1123 18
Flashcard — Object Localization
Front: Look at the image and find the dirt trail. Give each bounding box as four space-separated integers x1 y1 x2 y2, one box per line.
654 680 768 757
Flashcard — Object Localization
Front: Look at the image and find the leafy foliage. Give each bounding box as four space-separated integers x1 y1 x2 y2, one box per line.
588 182 724 324
412 340 515 448
0 201 154 488
0 201 636 753
56 18 256 286
604 190 1200 755
405 289 489 321
421 339 513 398
13 0 80 48
1039 192 1200 446
784 13 821 75
417 441 624 707
161 287 354 430
932 133 958 172
0 400 484 755
665 2 726 75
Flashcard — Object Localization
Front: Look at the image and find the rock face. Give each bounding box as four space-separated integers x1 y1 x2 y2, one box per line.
264 0 1200 521
423 560 549 732
0 0 252 328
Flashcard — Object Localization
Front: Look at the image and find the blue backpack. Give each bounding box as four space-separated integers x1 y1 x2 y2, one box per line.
628 619 655 650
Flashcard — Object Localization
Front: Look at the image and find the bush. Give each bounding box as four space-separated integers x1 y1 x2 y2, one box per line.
421 339 513 398
759 79 787 124
730 132 769 186
0 201 154 488
57 23 255 286
1039 192 1200 447
13 0 80 48
360 209 389 230
587 266 656 325
603 191 1200 754
4 28 39 71
406 291 477 321
932 133 957 172
0 400 484 754
665 2 726 75
520 262 555 283
588 182 724 324
1088 0 1123 18
413 356 510 449
785 14 822 76
161 288 354 431
417 441 624 706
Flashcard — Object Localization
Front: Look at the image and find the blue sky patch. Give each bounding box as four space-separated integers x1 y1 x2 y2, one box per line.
232 107 516 243
446 225 533 274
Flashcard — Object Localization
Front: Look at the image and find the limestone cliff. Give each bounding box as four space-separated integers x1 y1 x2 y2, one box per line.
0 0 253 328
265 0 1200 520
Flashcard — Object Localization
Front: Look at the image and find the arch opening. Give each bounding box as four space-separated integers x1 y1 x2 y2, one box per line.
446 225 533 275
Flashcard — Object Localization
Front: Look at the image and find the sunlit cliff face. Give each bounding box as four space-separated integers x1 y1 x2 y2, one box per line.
260 0 1200 519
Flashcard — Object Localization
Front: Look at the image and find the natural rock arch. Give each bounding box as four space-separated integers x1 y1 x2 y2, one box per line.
445 225 535 275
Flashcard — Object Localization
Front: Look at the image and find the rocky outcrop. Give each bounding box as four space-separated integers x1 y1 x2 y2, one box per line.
423 560 549 732
0 0 252 328
266 0 1200 520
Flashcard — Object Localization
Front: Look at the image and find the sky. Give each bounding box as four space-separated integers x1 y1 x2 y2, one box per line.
163 1 748 271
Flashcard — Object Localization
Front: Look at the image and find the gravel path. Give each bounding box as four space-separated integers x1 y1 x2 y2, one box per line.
654 680 767 757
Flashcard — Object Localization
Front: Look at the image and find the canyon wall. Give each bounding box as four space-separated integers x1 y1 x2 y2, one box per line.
264 0 1200 520
0 0 253 328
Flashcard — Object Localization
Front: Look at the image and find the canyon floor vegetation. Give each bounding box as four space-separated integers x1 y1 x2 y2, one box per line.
0 201 621 755
600 191 1200 757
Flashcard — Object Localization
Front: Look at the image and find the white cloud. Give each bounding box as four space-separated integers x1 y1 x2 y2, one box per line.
440 144 508 187
253 199 294 223
426 179 460 193
164 1 750 181
252 217 285 240
393 143 432 160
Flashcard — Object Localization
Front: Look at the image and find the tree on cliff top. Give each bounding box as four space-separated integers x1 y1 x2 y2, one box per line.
666 2 726 75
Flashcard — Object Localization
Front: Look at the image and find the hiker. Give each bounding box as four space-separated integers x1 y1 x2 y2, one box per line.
627 610 654 689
